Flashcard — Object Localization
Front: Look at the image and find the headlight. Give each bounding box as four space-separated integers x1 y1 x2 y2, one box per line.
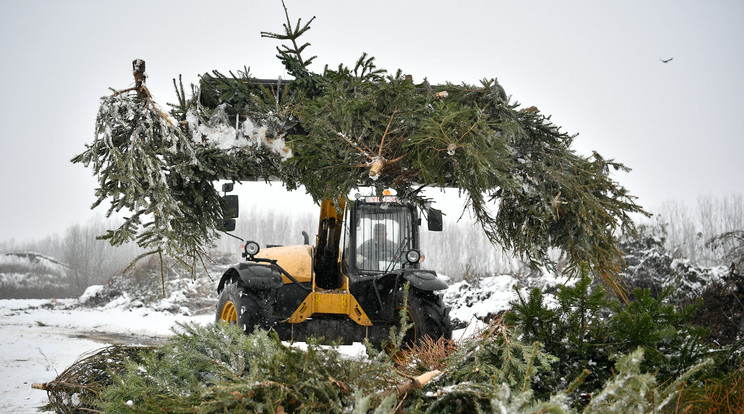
405 249 421 264
244 241 260 257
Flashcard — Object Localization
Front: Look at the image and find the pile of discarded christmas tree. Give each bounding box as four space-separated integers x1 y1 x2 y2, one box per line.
73 3 643 294
37 274 742 413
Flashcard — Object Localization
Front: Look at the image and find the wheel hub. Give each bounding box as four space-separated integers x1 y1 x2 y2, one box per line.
220 300 238 323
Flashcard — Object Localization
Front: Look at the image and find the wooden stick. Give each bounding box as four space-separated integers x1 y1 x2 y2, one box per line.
382 369 441 398
159 249 166 298
378 111 397 158
336 132 374 160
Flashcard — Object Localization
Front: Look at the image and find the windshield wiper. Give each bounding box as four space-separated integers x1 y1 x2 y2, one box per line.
385 236 409 273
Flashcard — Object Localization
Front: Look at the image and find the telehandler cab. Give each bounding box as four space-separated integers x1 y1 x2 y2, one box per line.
216 187 452 346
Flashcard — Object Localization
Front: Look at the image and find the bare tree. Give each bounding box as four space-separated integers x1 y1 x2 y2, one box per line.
41 217 143 295
706 230 744 275
655 194 744 267
61 224 101 294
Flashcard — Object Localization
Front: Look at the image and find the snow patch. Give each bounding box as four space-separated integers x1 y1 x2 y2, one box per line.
79 285 104 303
445 274 520 323
185 106 293 160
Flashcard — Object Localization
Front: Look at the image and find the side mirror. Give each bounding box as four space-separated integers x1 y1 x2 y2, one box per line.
222 194 239 219
219 219 236 232
222 182 234 193
427 208 443 231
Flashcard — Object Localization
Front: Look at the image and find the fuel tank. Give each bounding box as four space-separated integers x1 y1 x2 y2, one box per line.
256 245 313 284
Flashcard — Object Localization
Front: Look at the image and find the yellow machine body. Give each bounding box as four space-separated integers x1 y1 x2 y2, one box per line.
256 198 372 326
256 245 313 284
287 274 372 326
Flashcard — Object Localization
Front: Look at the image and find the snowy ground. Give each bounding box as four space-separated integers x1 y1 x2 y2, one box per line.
0 272 537 412
0 299 215 412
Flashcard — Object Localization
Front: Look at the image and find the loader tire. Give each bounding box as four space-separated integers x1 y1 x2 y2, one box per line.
399 289 453 346
216 279 275 334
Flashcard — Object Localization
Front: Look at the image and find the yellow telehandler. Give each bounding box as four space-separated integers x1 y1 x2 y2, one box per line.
215 188 451 346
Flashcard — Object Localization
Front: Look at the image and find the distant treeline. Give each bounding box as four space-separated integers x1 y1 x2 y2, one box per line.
1 194 741 298
653 194 744 266
0 217 142 298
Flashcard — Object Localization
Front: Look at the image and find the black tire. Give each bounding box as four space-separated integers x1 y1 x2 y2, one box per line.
398 288 453 346
216 279 275 333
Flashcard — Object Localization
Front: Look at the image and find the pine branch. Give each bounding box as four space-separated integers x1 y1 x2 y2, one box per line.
260 0 317 80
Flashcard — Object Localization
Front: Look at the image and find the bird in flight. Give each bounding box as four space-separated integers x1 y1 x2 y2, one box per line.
660 57 674 63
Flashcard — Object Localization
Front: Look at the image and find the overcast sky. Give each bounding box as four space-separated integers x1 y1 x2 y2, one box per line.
1 0 742 243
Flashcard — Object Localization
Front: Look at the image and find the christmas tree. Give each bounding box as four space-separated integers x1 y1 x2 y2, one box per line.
72 3 647 292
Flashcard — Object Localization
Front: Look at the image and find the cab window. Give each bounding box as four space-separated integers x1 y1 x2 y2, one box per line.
355 205 412 273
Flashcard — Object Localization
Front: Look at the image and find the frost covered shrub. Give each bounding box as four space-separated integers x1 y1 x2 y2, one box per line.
691 278 744 346
505 272 713 407
404 324 709 413
617 224 724 303
618 223 743 346
579 347 712 414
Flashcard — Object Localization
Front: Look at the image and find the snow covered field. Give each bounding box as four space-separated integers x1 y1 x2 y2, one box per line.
0 299 213 412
